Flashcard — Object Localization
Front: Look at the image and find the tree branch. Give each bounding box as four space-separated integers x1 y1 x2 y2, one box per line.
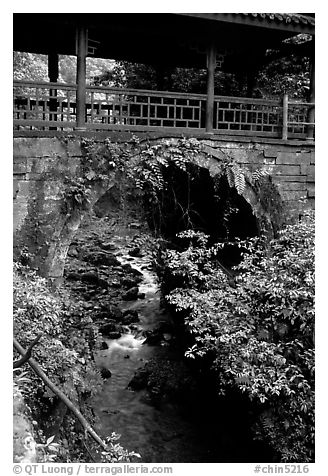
13 337 108 451
13 333 42 368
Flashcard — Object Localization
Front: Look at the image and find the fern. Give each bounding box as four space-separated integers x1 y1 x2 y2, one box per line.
232 165 246 195
226 166 235 188
252 168 269 184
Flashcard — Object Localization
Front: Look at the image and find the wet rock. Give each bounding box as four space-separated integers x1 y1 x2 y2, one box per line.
121 276 142 288
100 242 116 251
100 368 112 379
128 247 143 258
100 304 123 321
123 309 139 319
128 368 149 390
68 247 79 258
129 222 142 229
66 271 81 281
106 331 122 340
121 264 143 278
138 292 146 299
155 321 174 334
84 251 120 267
122 286 139 301
108 279 121 288
122 311 140 325
80 271 101 285
99 321 117 335
99 321 122 337
143 329 163 346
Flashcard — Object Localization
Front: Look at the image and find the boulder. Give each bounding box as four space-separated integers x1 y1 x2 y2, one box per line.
100 242 116 251
106 331 122 340
143 330 163 346
100 304 123 321
84 251 120 267
66 271 81 281
67 247 79 258
99 321 122 336
123 309 139 318
121 276 141 288
122 311 140 325
128 368 149 390
100 341 109 350
80 271 101 285
121 264 143 278
128 247 143 258
100 368 112 379
122 286 139 301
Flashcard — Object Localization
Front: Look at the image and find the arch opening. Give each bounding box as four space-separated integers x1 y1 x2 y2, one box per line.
146 163 260 268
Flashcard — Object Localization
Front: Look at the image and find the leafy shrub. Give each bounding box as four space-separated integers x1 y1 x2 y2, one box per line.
164 212 314 462
13 262 139 462
13 262 102 406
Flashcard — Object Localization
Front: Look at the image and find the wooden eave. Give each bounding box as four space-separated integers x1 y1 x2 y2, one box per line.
177 13 315 35
13 13 314 70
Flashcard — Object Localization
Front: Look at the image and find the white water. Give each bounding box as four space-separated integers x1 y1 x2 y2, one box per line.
92 242 215 462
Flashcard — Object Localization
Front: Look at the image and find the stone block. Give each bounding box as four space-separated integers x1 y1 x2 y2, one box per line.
276 152 311 165
44 181 63 199
307 183 315 198
263 149 278 158
14 137 68 158
203 145 226 161
279 182 307 191
287 199 314 213
65 140 82 157
15 180 30 197
272 165 301 176
25 172 44 181
300 164 315 179
263 157 276 165
272 175 307 183
280 190 308 201
13 162 27 174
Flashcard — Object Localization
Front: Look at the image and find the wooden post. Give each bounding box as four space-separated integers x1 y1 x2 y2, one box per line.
205 42 216 133
48 52 59 129
76 24 87 130
48 52 59 83
282 93 288 140
306 56 315 140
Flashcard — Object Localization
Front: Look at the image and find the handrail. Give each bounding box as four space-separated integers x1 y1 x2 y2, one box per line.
13 80 315 139
13 80 283 105
14 80 77 90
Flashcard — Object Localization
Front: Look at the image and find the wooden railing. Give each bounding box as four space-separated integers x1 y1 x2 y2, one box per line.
13 80 315 140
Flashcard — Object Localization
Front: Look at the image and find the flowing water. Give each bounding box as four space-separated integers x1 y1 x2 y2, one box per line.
92 239 218 462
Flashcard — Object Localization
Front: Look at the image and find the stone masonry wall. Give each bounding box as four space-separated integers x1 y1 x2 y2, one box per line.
13 135 314 278
201 138 315 217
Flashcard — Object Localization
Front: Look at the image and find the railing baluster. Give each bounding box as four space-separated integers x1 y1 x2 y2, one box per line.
13 80 314 139
282 93 289 140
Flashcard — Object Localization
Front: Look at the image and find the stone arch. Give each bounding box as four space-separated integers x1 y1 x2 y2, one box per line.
43 179 117 282
184 150 281 237
13 135 284 281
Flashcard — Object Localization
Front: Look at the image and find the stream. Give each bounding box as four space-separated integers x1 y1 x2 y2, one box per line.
92 238 218 462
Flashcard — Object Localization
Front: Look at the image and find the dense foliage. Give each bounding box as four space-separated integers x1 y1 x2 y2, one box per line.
163 212 314 462
13 262 139 462
13 52 115 84
14 34 312 101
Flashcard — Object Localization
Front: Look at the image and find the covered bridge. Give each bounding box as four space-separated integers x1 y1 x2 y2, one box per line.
13 13 315 140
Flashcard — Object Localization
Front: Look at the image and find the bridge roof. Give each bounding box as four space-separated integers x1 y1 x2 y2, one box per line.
13 13 314 70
